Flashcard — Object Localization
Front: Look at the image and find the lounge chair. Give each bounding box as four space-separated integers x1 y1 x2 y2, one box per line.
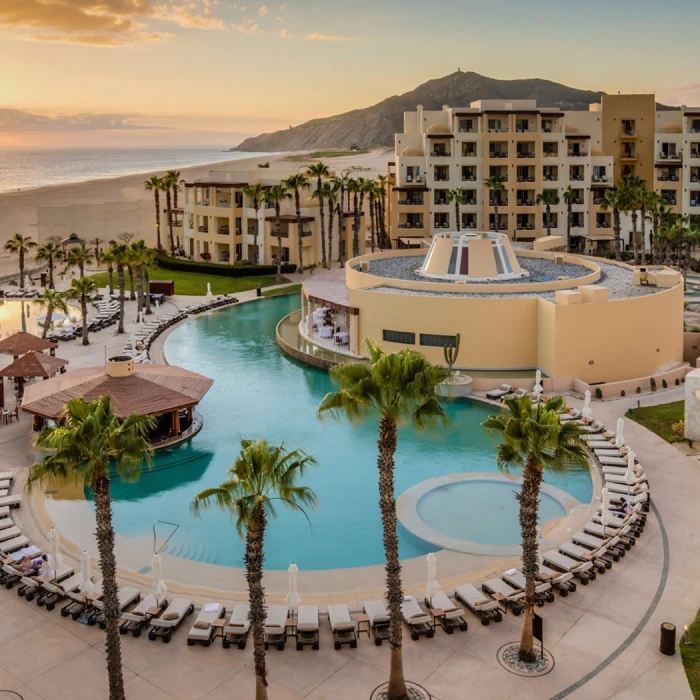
502 569 554 605
587 440 615 450
0 517 15 530
222 603 250 649
584 520 636 547
401 596 434 640
187 603 226 647
328 604 357 649
485 384 512 400
120 593 167 637
542 551 594 584
538 564 576 595
0 472 13 481
604 472 647 486
38 571 84 610
581 421 605 433
0 527 22 543
264 605 289 651
296 605 320 650
87 586 141 629
0 495 21 509
558 542 607 574
425 590 468 633
482 578 525 614
17 564 74 600
61 580 103 620
363 599 391 645
148 597 194 642
597 456 629 467
0 535 30 554
572 531 624 562
454 584 502 625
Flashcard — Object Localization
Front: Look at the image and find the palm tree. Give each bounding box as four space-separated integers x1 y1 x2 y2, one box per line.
318 341 449 700
357 177 370 254
161 173 176 255
90 237 104 264
312 184 329 267
308 163 330 268
140 247 157 316
482 395 587 663
562 186 575 253
483 175 507 234
67 242 94 279
600 188 627 261
35 240 63 289
33 289 68 339
144 176 164 250
324 181 339 266
640 190 659 264
65 276 97 345
346 178 361 258
111 244 131 334
27 396 154 700
621 175 644 265
447 188 466 233
100 246 117 296
129 240 150 317
283 174 310 274
4 233 37 290
261 185 292 282
192 438 317 700
125 246 137 302
376 175 390 248
367 180 378 252
333 172 351 263
535 189 560 237
243 184 264 264
166 170 181 210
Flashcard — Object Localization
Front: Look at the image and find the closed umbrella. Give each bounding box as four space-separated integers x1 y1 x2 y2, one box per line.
425 552 441 600
206 283 213 299
284 562 301 610
48 526 63 576
79 550 95 594
601 488 611 537
154 299 160 319
533 369 543 398
582 390 592 419
624 450 636 485
152 553 167 601
615 417 625 448
129 324 136 350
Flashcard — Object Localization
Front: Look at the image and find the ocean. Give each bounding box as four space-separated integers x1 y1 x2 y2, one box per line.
0 146 268 193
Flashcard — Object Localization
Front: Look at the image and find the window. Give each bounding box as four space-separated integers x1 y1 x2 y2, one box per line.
459 119 474 133
420 333 457 347
383 330 415 344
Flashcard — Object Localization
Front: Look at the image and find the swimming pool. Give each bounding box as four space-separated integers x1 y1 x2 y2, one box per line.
45 295 592 570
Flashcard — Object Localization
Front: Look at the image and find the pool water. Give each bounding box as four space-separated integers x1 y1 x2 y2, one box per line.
417 480 567 546
0 299 81 338
46 295 592 570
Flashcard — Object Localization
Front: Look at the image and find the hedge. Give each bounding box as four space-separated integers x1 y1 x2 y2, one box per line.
155 252 297 278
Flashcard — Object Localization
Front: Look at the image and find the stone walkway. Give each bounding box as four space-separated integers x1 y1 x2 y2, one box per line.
0 295 696 699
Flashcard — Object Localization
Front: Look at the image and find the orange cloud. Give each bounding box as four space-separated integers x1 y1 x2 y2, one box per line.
306 31 353 42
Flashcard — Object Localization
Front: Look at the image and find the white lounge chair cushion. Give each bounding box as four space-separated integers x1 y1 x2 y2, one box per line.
225 603 250 633
297 605 319 632
0 535 29 552
455 584 499 611
264 606 288 633
364 599 389 625
154 598 192 627
328 604 355 632
401 596 430 625
188 602 221 637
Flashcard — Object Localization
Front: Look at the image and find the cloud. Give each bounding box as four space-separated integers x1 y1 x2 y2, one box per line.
0 107 166 132
231 21 261 33
306 31 352 42
258 5 269 15
279 28 289 37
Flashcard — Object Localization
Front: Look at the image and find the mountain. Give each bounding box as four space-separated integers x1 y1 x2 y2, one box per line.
233 71 608 152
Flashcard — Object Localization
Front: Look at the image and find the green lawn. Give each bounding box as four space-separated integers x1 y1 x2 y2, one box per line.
262 283 301 298
89 266 288 297
682 608 700 698
626 400 685 443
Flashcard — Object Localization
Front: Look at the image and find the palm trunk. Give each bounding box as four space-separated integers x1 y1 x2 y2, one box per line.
245 509 268 700
173 186 179 211
253 202 260 265
48 257 55 289
338 202 344 267
378 415 408 700
327 201 334 266
117 266 126 334
154 191 162 250
144 269 152 315
358 191 365 255
107 266 114 295
135 265 144 317
546 205 551 236
128 266 135 301
275 203 282 283
566 202 572 253
631 209 639 265
652 215 659 264
295 191 304 275
166 190 175 254
81 295 89 346
380 192 388 247
640 205 647 263
91 473 126 700
80 261 85 279
318 178 327 268
455 201 461 233
352 192 360 258
42 308 51 339
494 204 500 233
517 455 543 663
19 250 25 290
369 192 376 252
613 207 621 261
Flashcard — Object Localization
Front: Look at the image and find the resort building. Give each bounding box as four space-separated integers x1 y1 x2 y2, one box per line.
387 95 700 254
180 167 369 269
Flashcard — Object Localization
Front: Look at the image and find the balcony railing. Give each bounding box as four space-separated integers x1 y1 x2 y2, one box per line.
489 199 508 207
516 223 535 230
572 221 585 228
461 175 477 182
458 127 476 133
197 226 209 233
596 221 612 228
398 223 424 229
621 126 636 136
516 127 534 133
489 151 508 159
488 126 508 133
405 175 423 183
430 151 451 157
620 152 636 160
662 197 678 205
568 151 588 158
216 201 232 208
570 174 585 181
517 152 536 159
398 199 423 206
517 199 535 207
658 174 680 182
592 175 609 183
543 175 558 182
300 230 313 237
435 199 448 206
462 151 476 158
196 201 210 207
517 176 536 182
217 227 230 235
489 222 509 231
543 151 558 158
434 176 450 182
690 150 700 159
434 222 450 229
690 196 700 207
658 151 681 161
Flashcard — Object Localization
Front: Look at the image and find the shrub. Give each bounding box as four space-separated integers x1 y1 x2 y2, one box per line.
662 379 668 389
636 386 641 394
672 420 685 439
155 252 296 278
650 377 657 391
621 390 626 397
595 387 603 399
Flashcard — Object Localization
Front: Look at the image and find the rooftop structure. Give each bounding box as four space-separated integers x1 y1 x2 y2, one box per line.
0 331 57 358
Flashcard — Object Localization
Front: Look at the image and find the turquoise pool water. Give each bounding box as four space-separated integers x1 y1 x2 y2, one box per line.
417 481 567 546
49 295 592 570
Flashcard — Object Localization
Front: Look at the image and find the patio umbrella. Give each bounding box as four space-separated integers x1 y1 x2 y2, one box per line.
533 369 543 398
152 553 167 600
624 450 636 485
601 488 611 536
154 300 160 319
284 562 302 610
615 417 625 448
425 552 441 600
79 550 95 594
48 526 63 575
582 390 592 419
206 283 213 299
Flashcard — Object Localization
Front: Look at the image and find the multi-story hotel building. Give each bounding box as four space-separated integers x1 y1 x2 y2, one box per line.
387 95 700 253
180 167 368 268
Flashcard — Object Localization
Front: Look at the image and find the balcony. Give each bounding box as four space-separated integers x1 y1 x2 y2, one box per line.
570 174 585 182
489 222 508 231
488 124 508 133
571 220 585 228
398 222 424 229
658 151 681 162
591 174 609 183
516 151 536 159
661 195 677 206
516 199 535 207
458 126 476 133
398 198 423 206
461 174 477 182
543 173 558 182
596 220 612 229
405 174 423 184
434 176 450 182
300 230 313 237
430 151 451 158
620 150 637 161
215 201 232 208
690 148 700 159
516 221 535 231
197 226 209 233
621 122 636 137
489 151 508 159
461 148 477 158
568 151 588 158
517 175 536 183
217 226 230 235
434 198 448 206
489 199 508 207
657 172 680 182
543 150 558 158
196 201 211 207
690 193 700 207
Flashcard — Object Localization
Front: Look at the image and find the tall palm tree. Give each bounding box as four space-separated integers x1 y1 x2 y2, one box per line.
447 188 466 233
144 176 164 250
535 189 560 237
261 185 292 282
600 188 627 261
65 277 97 345
111 244 131 334
333 172 351 263
621 175 644 265
243 184 264 264
166 170 181 210
318 341 449 700
562 185 575 253
308 163 330 268
367 181 378 252
376 174 389 248
192 438 317 700
67 242 94 279
483 175 507 234
129 240 150 317
140 247 157 316
482 395 587 663
33 289 68 339
90 237 104 264
35 240 63 289
311 185 329 267
27 396 154 700
346 178 361 258
324 181 339 266
283 174 310 274
357 177 370 254
100 246 117 296
640 189 659 264
4 233 37 290
161 174 176 255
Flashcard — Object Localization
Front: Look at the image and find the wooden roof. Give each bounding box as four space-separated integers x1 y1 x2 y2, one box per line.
0 351 67 379
0 332 57 356
22 363 213 420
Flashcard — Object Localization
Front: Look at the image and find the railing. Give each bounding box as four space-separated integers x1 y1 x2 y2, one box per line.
458 127 476 133
434 222 450 229
692 151 700 159
543 175 558 182
621 127 636 137
217 227 229 234
216 201 233 208
570 175 585 181
430 152 451 157
517 200 535 207
489 199 508 207
462 151 476 158
489 222 508 231
434 200 448 206
196 201 210 206
197 226 209 233
516 223 535 230
543 151 558 158
662 197 677 206
620 152 636 160
488 127 508 133
517 176 536 182
516 127 534 133
398 223 424 229
405 175 423 183
658 174 680 182
489 152 508 158
592 175 609 183
151 411 204 449
596 221 612 228
568 152 588 157
572 221 585 228
235 229 242 236
516 152 536 159
398 199 423 206
434 176 450 182
658 152 681 161
461 175 477 181
300 230 313 237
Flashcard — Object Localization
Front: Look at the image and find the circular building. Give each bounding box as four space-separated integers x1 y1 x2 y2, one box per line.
293 235 684 387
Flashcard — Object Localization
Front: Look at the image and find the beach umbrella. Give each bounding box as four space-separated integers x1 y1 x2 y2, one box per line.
79 550 95 594
425 552 441 600
624 450 636 485
206 283 213 299
582 390 592 419
601 488 611 536
152 553 167 601
615 417 625 447
533 369 543 398
25 275 30 289
284 562 302 610
62 317 72 329
154 300 160 319
48 526 63 576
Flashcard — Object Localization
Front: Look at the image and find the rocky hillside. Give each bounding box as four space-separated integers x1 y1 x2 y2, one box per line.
233 71 607 152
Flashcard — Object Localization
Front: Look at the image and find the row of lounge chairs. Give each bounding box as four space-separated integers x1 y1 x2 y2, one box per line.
3 287 40 299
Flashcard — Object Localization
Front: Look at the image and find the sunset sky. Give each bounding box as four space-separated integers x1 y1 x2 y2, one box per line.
1 0 700 148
